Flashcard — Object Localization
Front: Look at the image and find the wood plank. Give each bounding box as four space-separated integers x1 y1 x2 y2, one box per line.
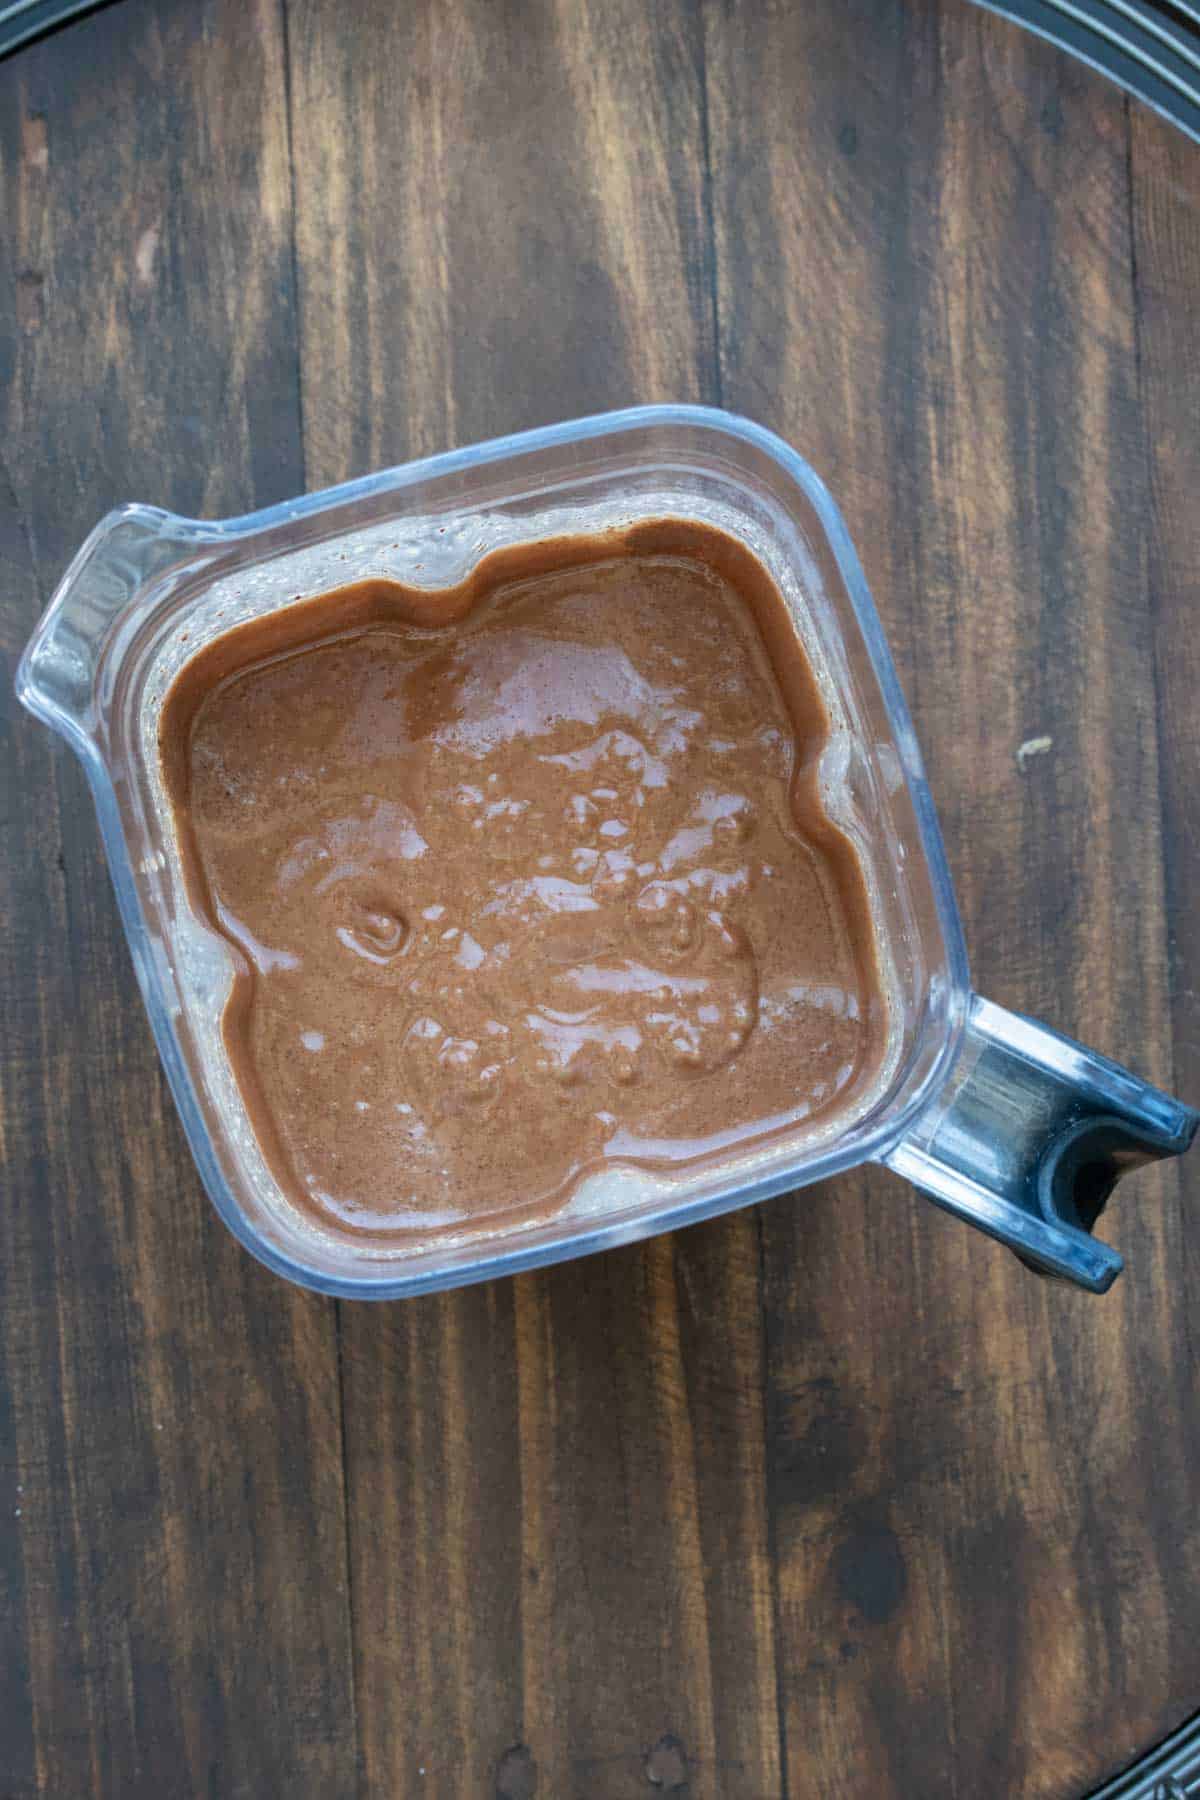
287 0 718 473
706 0 1199 1794
1130 71 1200 1740
0 3 356 1794
286 0 782 1793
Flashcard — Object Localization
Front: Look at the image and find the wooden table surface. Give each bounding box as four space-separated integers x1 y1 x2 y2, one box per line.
3 2 1200 1795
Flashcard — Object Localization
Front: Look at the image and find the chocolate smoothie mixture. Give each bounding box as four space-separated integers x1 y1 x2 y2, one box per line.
159 520 888 1241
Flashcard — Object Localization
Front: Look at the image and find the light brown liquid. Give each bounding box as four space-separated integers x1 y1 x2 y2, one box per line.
160 520 887 1241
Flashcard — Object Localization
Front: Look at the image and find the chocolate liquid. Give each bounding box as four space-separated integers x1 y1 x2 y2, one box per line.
159 520 887 1241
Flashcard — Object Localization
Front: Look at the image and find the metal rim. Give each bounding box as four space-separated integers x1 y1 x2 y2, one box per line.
1089 1708 1200 1797
976 0 1200 142
0 0 110 61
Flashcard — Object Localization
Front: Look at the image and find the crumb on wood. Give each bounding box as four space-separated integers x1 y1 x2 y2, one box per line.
1016 735 1053 770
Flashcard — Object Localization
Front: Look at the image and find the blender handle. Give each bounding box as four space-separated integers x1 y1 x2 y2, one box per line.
880 995 1198 1293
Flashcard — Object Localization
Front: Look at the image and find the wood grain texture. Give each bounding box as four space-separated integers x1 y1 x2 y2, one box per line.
1 0 1198 1796
1131 70 1200 1298
707 3 1200 1795
0 4 355 1797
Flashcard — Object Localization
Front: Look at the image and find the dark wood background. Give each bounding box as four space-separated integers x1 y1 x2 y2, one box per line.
2 1 1199 1795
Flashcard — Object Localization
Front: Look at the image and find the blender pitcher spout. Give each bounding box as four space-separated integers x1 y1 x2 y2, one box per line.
15 504 200 757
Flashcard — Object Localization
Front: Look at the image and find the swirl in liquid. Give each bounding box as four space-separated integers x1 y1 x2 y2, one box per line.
160 520 887 1240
